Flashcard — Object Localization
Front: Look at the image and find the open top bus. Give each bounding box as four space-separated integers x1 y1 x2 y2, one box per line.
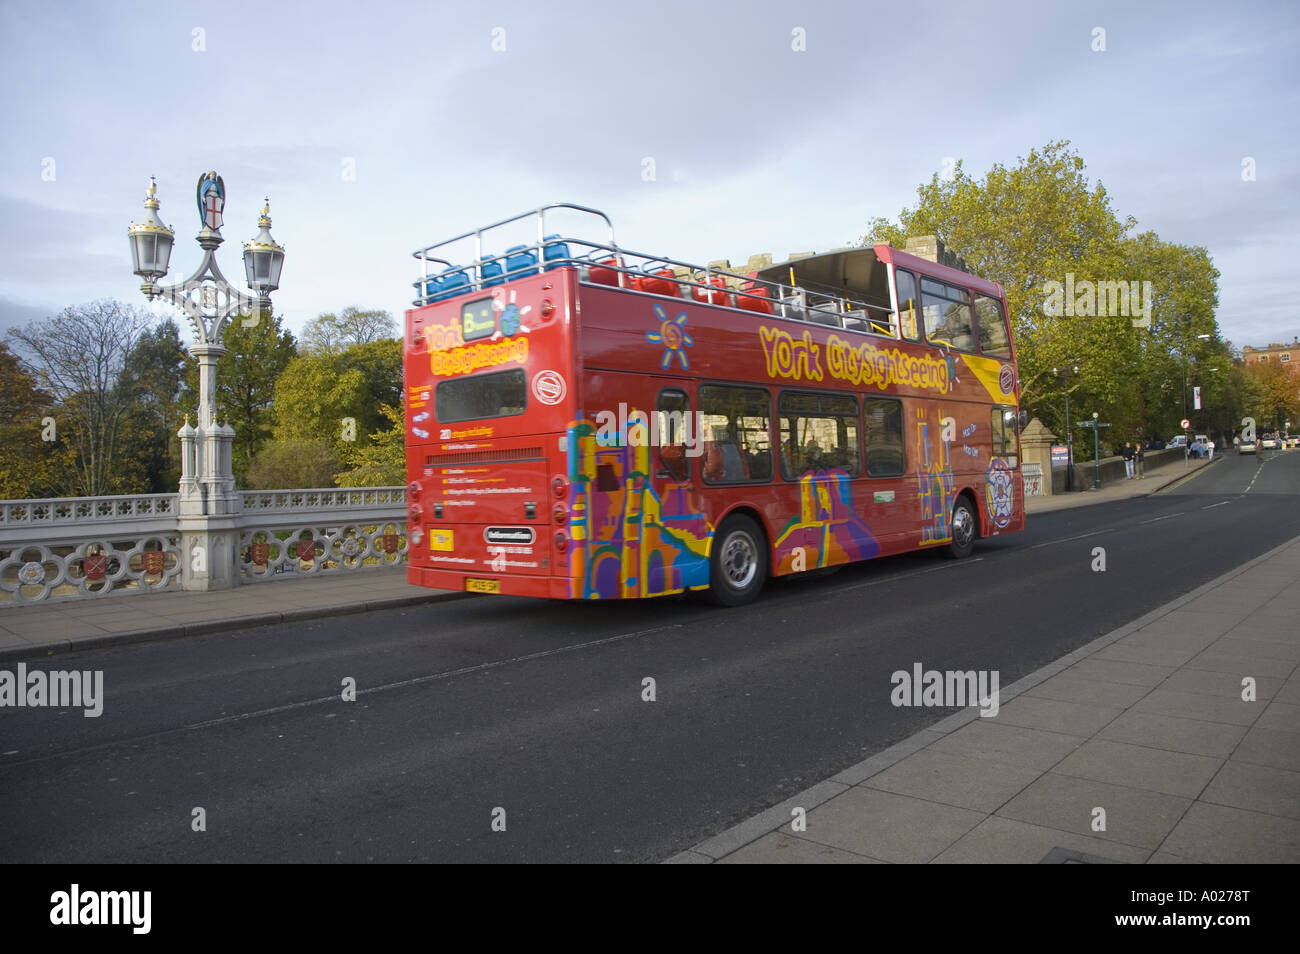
404 203 1024 606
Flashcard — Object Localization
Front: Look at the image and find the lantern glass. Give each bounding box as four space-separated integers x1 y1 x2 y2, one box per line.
244 244 284 293
131 229 172 279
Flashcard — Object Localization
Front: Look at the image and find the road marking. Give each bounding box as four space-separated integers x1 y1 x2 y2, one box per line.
182 623 686 731
1031 529 1107 549
1140 511 1187 524
1243 460 1266 494
0 623 687 768
828 556 985 594
1201 500 1231 510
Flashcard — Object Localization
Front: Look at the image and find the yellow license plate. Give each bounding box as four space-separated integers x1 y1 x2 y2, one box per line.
428 529 454 552
465 578 500 594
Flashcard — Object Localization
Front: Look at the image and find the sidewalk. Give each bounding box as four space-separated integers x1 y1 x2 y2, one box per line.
671 532 1300 864
0 571 463 663
1026 455 1216 514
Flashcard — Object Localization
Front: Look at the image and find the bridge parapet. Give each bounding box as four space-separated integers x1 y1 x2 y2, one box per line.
0 488 407 606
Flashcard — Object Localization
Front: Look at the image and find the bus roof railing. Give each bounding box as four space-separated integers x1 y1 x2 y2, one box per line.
411 205 899 338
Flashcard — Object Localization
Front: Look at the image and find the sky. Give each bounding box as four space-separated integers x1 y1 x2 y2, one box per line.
1 0 1297 350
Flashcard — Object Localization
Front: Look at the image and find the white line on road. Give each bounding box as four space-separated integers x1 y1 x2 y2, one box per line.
828 556 985 594
1140 511 1187 524
1243 460 1266 495
1201 500 1232 510
180 623 687 732
1031 529 1107 549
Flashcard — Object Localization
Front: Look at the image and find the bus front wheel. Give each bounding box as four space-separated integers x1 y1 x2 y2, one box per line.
945 496 977 560
706 514 768 606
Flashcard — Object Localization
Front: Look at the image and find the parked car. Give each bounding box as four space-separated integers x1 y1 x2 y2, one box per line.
1261 435 1278 450
1167 435 1188 449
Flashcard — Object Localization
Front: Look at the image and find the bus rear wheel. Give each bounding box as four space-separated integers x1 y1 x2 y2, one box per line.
706 514 768 606
944 496 977 560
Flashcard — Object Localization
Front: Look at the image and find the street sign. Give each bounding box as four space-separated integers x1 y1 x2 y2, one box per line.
1181 418 1191 429
1077 421 1111 428
1050 444 1070 466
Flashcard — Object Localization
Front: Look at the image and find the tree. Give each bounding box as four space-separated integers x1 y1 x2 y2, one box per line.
1242 360 1300 431
300 306 396 354
0 341 68 498
6 300 157 496
336 404 406 486
246 437 341 489
121 318 187 491
182 311 297 482
270 338 402 455
861 140 1224 445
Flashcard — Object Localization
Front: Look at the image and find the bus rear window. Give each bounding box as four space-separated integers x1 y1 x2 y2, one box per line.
436 369 527 423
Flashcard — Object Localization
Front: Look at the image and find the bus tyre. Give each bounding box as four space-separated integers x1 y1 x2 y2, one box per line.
944 496 977 560
707 514 768 607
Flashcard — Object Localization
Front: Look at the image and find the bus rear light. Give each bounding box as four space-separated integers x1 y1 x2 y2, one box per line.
553 504 567 525
409 504 423 523
408 481 421 500
554 531 568 554
540 299 554 319
410 527 423 546
552 475 568 498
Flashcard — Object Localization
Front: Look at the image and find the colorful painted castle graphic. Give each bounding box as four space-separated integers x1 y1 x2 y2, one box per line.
916 407 955 545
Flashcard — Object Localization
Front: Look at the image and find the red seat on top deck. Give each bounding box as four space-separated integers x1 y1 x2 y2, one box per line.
631 268 679 296
735 279 774 314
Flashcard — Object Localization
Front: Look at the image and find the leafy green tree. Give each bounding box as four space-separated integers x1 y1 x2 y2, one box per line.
336 404 406 486
182 311 297 483
246 437 341 489
121 318 187 491
862 140 1223 447
0 341 69 498
270 337 402 455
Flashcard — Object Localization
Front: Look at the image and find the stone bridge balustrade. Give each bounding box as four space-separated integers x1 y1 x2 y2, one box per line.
0 487 408 606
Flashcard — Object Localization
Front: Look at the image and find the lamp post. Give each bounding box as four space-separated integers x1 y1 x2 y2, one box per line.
1053 361 1080 491
128 173 285 589
1182 331 1213 423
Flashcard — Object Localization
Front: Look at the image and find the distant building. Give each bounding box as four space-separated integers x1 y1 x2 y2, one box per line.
1242 338 1300 374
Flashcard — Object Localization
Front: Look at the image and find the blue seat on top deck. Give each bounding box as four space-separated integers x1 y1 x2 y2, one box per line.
438 266 470 300
504 245 538 282
542 234 572 271
479 257 505 288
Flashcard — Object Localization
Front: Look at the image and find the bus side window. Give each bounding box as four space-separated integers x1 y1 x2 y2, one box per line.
974 295 1012 357
896 269 920 342
656 389 691 482
862 397 905 477
992 406 1019 466
699 385 773 484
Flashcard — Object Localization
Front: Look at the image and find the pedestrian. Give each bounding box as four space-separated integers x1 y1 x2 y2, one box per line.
1234 434 1241 451
1207 437 1215 460
1135 441 1145 478
1122 441 1135 479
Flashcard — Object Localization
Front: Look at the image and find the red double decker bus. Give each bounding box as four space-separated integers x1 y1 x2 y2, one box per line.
404 204 1024 606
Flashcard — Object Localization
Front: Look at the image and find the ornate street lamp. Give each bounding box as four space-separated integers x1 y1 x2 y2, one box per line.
127 172 284 438
243 198 286 310
127 178 174 298
127 173 285 537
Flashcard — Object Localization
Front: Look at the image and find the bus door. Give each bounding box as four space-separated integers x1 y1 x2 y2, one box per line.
860 395 913 551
